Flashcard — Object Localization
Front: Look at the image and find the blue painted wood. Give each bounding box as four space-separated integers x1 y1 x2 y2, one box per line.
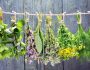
0 0 90 70
0 0 24 70
87 0 90 26
63 0 89 33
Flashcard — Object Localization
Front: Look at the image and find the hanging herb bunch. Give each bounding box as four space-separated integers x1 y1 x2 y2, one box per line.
34 13 43 55
75 13 90 61
0 8 11 59
25 13 38 63
57 15 85 60
26 13 44 64
43 15 60 66
34 13 45 63
10 15 26 58
25 26 38 64
57 16 75 48
0 7 26 59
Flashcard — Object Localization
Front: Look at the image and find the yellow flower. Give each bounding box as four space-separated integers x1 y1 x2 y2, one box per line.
64 48 71 54
58 47 79 59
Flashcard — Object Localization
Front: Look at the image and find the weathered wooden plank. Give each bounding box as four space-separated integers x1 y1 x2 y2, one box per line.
0 0 24 70
50 0 63 35
63 0 78 33
79 61 90 70
64 58 80 70
24 0 37 30
0 60 7 70
87 0 90 26
5 57 24 70
0 0 90 70
25 61 38 70
63 0 89 33
44 62 63 70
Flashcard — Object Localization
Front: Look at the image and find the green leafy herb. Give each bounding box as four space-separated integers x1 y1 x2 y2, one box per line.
75 14 90 60
34 14 43 54
57 21 75 48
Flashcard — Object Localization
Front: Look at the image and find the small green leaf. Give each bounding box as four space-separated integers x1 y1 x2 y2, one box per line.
16 20 25 31
19 49 26 55
20 42 26 47
0 46 8 52
35 32 42 54
39 29 44 43
18 34 23 41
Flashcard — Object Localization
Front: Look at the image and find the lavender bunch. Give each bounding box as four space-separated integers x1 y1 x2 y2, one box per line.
26 27 38 64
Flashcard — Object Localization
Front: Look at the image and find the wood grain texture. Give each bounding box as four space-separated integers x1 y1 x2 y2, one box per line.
0 0 90 70
87 0 90 26
44 62 63 70
63 0 89 33
0 0 24 70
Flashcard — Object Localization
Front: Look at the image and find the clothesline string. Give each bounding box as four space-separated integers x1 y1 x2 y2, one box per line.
2 11 90 16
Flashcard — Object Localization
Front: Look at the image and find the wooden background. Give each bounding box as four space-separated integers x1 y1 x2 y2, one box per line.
0 0 90 70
